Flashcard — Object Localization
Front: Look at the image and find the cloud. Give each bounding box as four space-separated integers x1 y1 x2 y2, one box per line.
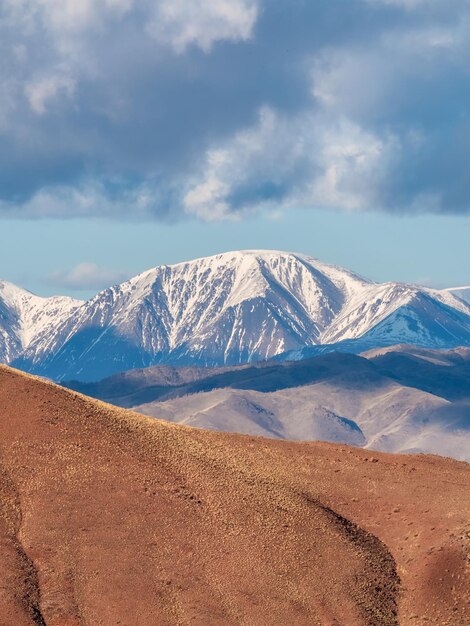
0 179 173 220
147 0 259 53
1 0 470 219
25 72 76 115
4 0 257 51
183 107 399 220
49 262 129 291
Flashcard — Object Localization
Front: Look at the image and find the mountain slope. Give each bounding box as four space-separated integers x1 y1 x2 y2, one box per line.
277 292 470 362
445 286 470 305
134 378 470 462
3 251 470 381
365 345 470 402
0 364 469 624
0 280 82 363
133 382 470 460
66 350 470 461
14 251 357 380
66 353 382 407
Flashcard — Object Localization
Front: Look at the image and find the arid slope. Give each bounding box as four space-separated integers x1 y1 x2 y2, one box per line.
0 365 468 625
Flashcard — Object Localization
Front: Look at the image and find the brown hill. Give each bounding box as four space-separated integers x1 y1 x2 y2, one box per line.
0 364 468 626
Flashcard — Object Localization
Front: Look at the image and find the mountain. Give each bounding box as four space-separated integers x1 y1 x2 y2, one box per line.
65 352 382 406
445 286 470 305
0 280 82 363
2 251 470 381
1 364 469 624
276 290 470 362
67 349 470 461
135 383 469 460
364 345 470 402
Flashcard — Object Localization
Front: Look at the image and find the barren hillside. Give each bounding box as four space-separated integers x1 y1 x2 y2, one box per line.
0 364 468 625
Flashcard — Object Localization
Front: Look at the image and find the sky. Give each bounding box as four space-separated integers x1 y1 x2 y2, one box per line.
1 0 470 298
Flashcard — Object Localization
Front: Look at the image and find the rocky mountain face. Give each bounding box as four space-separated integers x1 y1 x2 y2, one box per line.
0 280 82 364
2 251 470 381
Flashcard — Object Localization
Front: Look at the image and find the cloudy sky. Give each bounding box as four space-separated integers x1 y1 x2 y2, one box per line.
1 0 469 297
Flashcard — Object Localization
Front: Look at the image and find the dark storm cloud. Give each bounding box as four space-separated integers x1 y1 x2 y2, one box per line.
1 0 470 219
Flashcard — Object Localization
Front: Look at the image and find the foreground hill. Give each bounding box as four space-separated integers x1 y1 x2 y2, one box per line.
67 349 470 461
2 251 470 381
0 364 469 625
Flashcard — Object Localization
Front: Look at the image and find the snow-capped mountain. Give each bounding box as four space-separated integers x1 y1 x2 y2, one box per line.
445 286 470 306
3 250 470 381
0 281 82 363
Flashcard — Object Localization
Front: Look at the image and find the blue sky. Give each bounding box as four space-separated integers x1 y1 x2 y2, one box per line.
2 209 469 299
1 0 469 297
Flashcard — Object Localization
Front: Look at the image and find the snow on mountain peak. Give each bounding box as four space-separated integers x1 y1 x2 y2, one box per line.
443 286 470 306
0 280 83 359
1 251 470 381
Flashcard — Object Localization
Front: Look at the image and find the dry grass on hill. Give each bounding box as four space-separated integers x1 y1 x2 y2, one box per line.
0 364 468 625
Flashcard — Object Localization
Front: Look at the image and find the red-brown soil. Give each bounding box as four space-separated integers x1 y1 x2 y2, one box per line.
0 364 468 626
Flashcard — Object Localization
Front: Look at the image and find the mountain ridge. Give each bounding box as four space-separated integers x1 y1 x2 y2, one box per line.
446 286 470 305
65 346 470 461
1 250 469 381
0 279 82 363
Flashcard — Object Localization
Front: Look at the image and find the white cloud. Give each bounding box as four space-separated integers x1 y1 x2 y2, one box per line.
49 262 129 291
4 0 134 33
36 0 96 32
5 0 259 53
25 72 76 114
1 0 470 220
184 168 232 221
183 106 399 219
311 19 465 123
307 120 397 211
1 0 261 131
147 0 259 52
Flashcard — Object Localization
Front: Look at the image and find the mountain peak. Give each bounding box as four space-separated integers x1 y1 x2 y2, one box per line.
0 279 83 360
0 279 35 302
151 249 370 280
2 251 470 381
